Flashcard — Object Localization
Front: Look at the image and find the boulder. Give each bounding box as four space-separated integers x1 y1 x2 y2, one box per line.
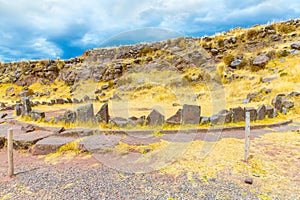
253 54 269 66
266 105 275 118
96 103 109 123
146 109 165 126
63 110 77 123
76 103 94 123
83 95 90 102
31 110 45 121
166 109 182 125
230 106 245 123
256 104 266 120
182 104 201 124
244 107 257 121
291 41 300 50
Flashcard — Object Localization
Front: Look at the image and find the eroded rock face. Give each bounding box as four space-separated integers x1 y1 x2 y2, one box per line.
96 103 109 124
76 104 94 123
146 109 165 126
182 104 201 125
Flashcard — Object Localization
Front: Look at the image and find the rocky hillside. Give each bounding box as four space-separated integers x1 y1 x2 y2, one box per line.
0 18 300 107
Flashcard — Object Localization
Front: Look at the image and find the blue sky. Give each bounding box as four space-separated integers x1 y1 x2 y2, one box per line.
0 0 300 62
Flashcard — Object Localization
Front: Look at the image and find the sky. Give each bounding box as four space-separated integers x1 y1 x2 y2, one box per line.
0 0 300 62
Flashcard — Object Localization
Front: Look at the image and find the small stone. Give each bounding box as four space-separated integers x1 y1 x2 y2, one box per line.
21 124 36 133
291 41 300 50
245 177 253 184
101 84 109 90
253 54 269 66
230 59 242 68
31 110 45 121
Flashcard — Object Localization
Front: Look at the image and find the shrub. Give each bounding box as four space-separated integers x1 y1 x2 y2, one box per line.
246 28 258 40
277 24 296 34
222 53 234 66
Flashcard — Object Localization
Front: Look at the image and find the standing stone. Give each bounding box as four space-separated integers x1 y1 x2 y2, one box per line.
272 94 285 111
182 104 201 124
256 104 266 120
266 105 275 118
210 109 232 125
96 103 109 123
166 109 182 125
15 102 23 116
22 97 31 116
244 107 257 121
146 109 165 126
230 106 245 123
31 110 45 121
76 103 94 123
63 110 77 123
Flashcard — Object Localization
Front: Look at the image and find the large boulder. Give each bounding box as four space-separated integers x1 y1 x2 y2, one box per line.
146 109 165 126
253 54 269 66
256 104 266 120
166 109 182 125
95 103 109 123
76 103 94 123
244 107 257 121
230 106 245 123
182 104 201 124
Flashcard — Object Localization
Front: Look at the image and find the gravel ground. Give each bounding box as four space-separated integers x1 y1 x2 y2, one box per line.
0 166 258 200
0 151 259 200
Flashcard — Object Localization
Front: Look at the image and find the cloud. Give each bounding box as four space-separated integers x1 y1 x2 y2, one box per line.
0 0 300 61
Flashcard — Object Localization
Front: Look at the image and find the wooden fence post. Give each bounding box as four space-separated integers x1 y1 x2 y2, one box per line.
244 112 250 162
7 128 14 177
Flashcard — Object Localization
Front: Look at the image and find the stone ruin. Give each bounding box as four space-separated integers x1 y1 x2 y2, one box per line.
14 93 295 127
